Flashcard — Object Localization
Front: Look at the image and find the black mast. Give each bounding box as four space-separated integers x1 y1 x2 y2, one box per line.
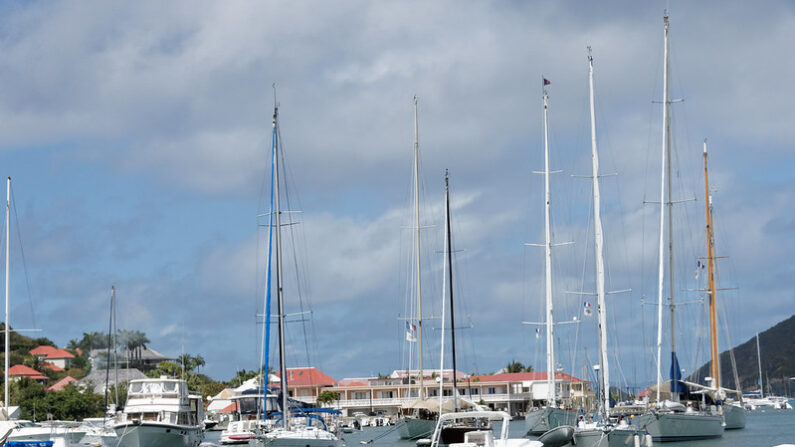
445 171 458 410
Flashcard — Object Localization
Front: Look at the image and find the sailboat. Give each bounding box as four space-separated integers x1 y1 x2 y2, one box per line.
397 96 439 440
254 102 342 447
523 76 578 436
743 333 792 411
432 171 492 445
0 178 88 446
701 141 746 429
634 14 724 442
570 48 650 447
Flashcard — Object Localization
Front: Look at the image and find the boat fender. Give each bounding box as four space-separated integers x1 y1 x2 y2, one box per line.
644 434 653 446
633 434 640 447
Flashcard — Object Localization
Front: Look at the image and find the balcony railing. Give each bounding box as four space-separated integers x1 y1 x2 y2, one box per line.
293 393 533 409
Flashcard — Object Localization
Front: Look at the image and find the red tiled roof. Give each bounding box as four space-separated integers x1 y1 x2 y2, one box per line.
47 376 76 392
275 367 337 387
46 349 75 360
220 402 237 413
339 381 368 387
7 365 47 380
471 371 586 383
30 346 74 359
42 362 64 372
30 346 58 356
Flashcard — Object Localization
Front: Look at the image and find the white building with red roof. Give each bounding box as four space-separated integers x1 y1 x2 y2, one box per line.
30 345 75 369
273 367 338 401
6 364 48 383
316 369 592 417
47 376 77 392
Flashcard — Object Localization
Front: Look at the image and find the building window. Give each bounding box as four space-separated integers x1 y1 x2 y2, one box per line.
378 391 394 399
470 389 479 395
428 389 438 397
353 392 367 400
442 389 452 396
487 387 496 394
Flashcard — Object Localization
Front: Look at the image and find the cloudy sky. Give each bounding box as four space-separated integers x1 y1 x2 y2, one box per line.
0 1 792 387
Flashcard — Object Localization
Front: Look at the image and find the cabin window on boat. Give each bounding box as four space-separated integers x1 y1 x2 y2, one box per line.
238 397 259 414
142 412 159 421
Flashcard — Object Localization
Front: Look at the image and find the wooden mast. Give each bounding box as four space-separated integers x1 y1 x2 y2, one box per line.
703 140 721 388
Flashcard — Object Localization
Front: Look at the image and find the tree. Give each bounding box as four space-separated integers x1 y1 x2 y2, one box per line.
506 360 525 373
316 390 339 407
505 360 534 373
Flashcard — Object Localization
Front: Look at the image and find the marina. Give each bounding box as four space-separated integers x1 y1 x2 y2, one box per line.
0 3 792 447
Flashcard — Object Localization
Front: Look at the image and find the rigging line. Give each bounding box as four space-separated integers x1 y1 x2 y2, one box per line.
10 185 36 330
278 124 316 380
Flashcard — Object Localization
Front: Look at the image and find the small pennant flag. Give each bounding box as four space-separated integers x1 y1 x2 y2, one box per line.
535 328 542 339
543 78 551 86
405 321 417 342
584 301 593 317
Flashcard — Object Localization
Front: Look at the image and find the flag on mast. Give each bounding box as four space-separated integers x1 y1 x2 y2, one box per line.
405 321 417 342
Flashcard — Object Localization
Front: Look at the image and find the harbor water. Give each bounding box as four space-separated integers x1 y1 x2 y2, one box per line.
186 410 795 447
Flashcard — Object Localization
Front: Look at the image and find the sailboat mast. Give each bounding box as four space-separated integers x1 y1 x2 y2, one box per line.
664 13 678 404
272 105 289 428
655 14 670 403
703 140 720 388
588 49 610 418
756 333 763 399
445 171 459 410
113 285 118 407
104 286 115 421
4 177 9 415
413 96 425 399
542 84 556 407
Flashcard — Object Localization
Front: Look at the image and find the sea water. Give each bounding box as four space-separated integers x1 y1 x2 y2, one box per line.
161 409 795 447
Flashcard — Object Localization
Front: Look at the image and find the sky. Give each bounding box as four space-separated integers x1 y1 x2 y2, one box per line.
0 1 793 389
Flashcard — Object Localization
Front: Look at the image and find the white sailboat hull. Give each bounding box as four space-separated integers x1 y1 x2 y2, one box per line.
573 427 650 447
634 412 723 442
723 403 746 429
397 416 437 440
524 407 578 435
256 426 342 447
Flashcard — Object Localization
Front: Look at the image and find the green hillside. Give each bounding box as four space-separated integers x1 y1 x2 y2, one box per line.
689 314 795 395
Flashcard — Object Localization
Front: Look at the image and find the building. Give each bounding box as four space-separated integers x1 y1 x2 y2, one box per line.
77 367 148 394
48 376 77 392
30 346 75 369
6 365 48 384
272 367 337 400
288 369 592 417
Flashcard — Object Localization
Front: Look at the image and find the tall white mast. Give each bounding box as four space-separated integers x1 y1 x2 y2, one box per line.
438 172 448 414
413 96 425 399
4 177 9 415
587 49 610 418
655 14 671 403
542 83 556 406
756 333 763 399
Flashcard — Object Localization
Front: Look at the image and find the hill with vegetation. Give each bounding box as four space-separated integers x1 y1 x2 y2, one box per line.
689 314 795 395
0 326 237 420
